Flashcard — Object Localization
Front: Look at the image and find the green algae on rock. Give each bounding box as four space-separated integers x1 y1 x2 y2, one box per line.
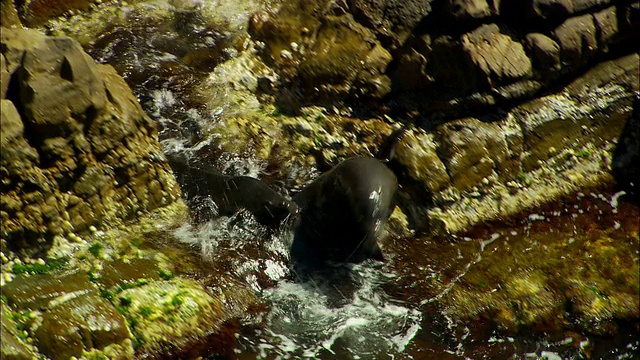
115 278 228 354
1 302 40 360
35 292 131 360
393 53 638 235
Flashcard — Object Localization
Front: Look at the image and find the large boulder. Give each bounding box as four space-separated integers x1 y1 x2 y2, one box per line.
430 24 533 95
0 27 180 256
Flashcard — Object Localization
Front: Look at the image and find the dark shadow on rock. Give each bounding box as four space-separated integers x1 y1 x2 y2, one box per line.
612 93 640 204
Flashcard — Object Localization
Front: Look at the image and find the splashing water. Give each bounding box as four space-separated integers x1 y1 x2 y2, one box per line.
173 209 292 291
237 263 423 359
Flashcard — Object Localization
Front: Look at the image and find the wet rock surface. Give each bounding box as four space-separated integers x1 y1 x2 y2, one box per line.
1 202 259 360
35 292 131 360
388 188 639 358
1 302 39 360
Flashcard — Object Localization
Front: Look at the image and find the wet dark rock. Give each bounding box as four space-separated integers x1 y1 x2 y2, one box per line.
442 0 498 22
100 258 165 289
389 188 639 338
14 0 98 27
347 0 434 49
511 0 575 22
34 292 130 360
389 48 433 92
500 0 612 24
612 95 640 201
2 271 95 310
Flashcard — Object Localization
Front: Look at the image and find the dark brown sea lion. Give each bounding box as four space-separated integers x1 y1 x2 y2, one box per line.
290 157 398 266
168 155 300 229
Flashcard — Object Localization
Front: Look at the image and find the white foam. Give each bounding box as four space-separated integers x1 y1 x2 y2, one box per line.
528 214 545 221
610 190 626 214
150 88 176 117
248 264 423 358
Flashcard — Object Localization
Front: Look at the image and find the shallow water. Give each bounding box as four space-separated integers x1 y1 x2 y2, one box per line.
74 3 640 358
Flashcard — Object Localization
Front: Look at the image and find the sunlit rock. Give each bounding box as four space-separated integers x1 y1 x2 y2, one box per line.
436 117 522 191
0 28 180 256
1 302 39 360
249 0 393 103
35 293 131 360
553 13 598 65
114 279 227 355
524 33 562 72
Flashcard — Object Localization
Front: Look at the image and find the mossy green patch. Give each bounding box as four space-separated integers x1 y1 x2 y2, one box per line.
7 309 35 341
119 295 133 307
577 150 591 158
158 269 174 280
11 258 67 275
139 306 153 318
113 279 227 353
131 237 142 248
88 242 104 257
88 270 101 282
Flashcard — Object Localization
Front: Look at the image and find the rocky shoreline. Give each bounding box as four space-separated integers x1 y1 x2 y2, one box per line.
1 0 638 358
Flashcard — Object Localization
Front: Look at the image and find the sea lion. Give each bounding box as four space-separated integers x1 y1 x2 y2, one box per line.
168 155 299 229
290 157 398 266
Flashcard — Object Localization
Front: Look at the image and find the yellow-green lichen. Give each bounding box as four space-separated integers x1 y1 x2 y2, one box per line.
115 278 226 353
